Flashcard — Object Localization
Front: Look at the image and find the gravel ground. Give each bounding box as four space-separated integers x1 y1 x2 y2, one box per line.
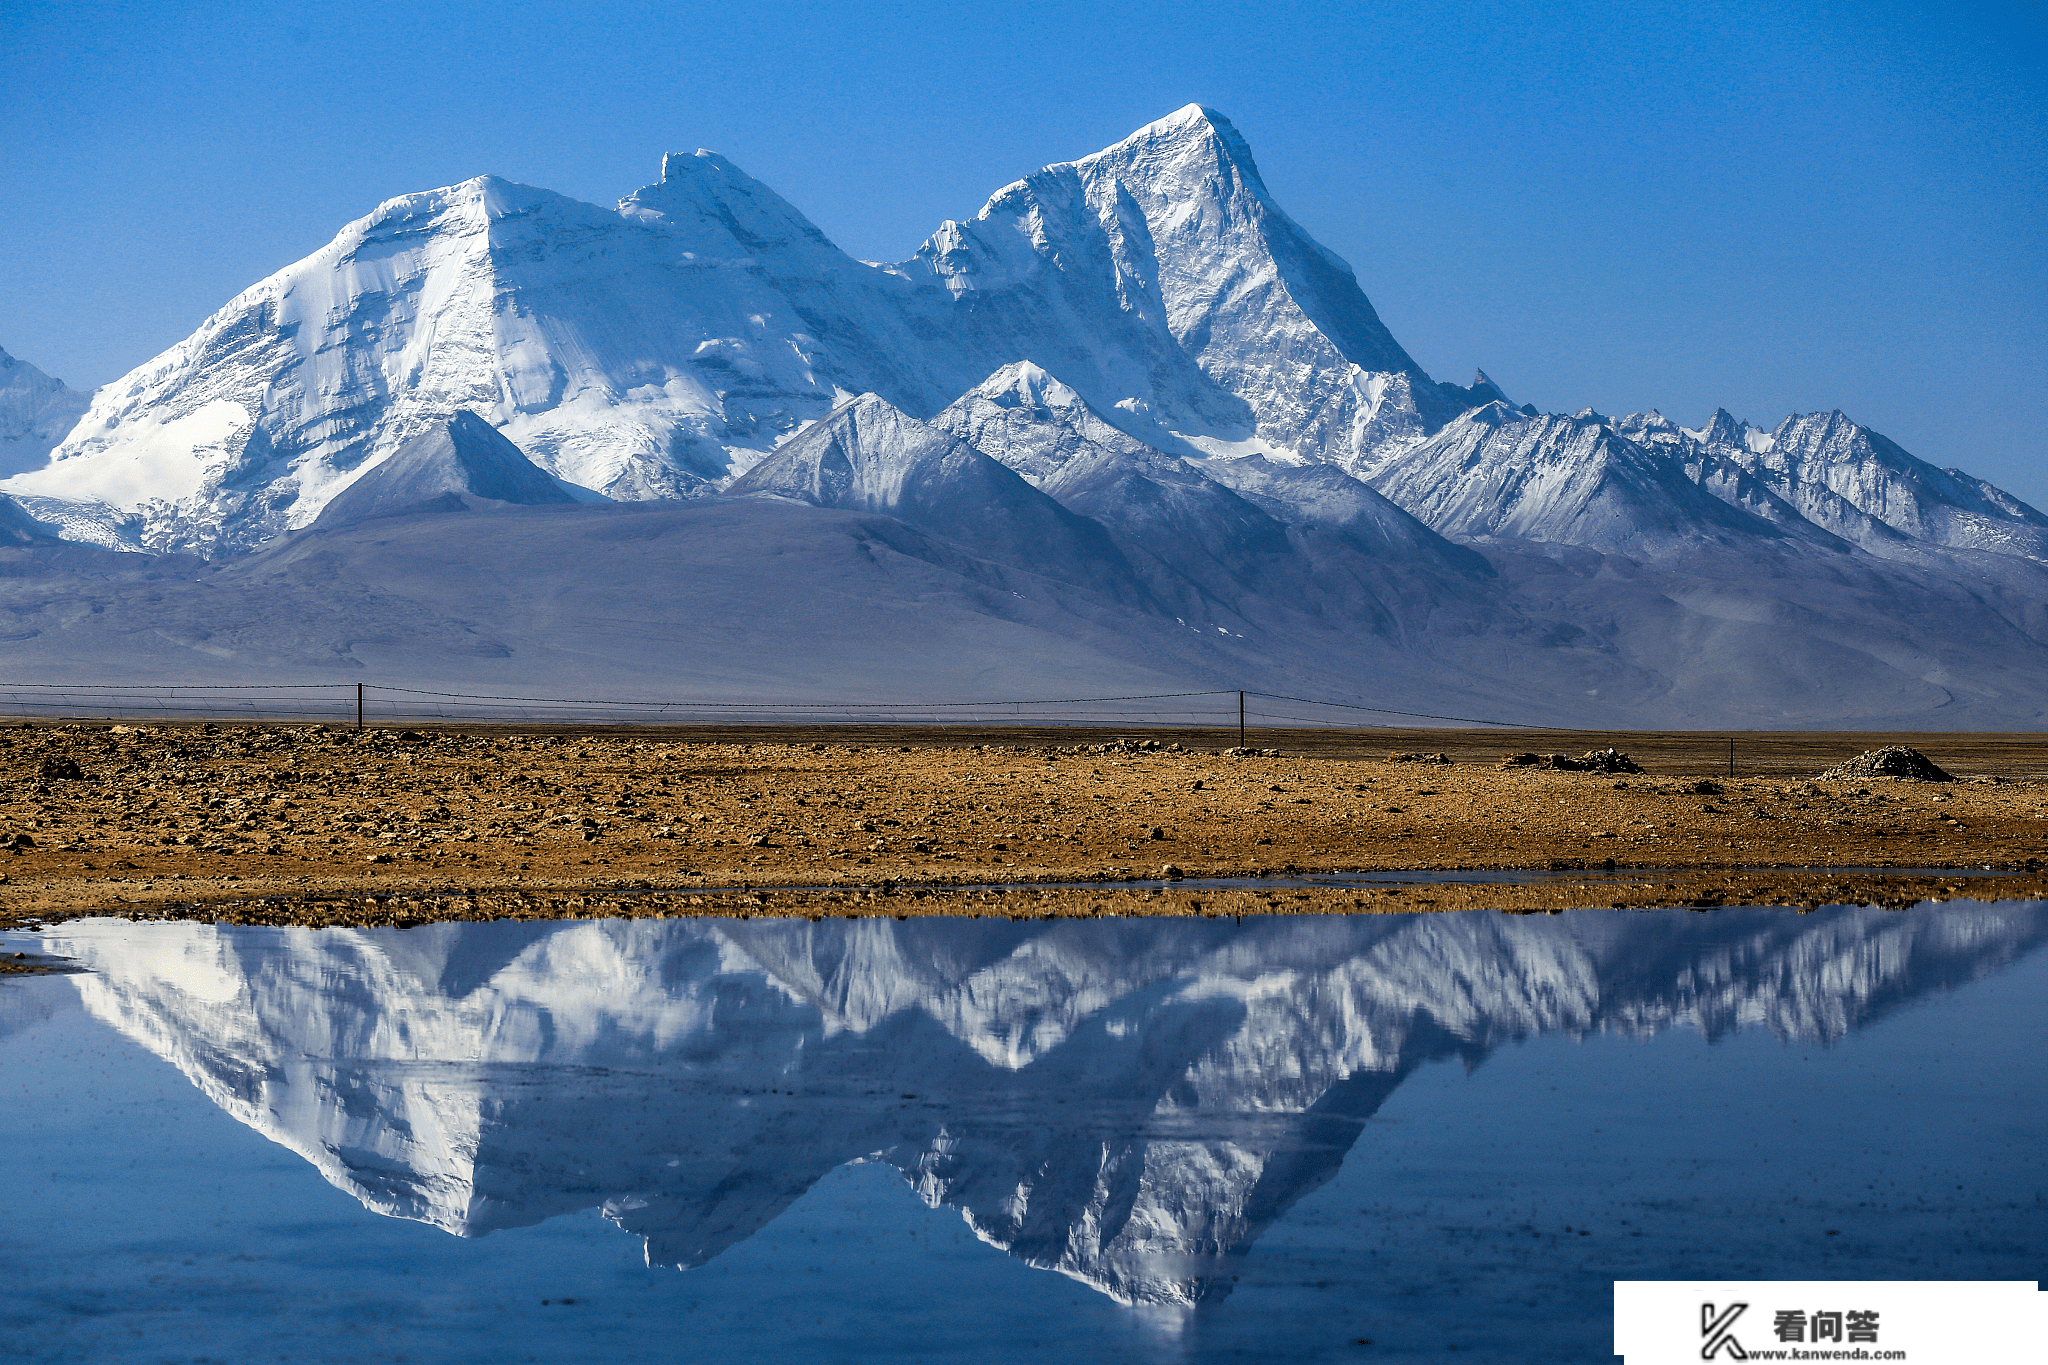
0 723 2044 928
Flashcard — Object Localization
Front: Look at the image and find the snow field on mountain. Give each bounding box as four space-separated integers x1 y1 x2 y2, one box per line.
0 106 2044 727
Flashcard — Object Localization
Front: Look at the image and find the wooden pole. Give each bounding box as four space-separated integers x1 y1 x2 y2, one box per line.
357 682 364 731
1728 737 1734 778
1238 691 1246 749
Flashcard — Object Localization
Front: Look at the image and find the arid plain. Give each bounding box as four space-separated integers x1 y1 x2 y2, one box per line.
0 722 2044 930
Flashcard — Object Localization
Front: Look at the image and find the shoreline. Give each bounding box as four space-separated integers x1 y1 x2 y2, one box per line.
0 722 2042 928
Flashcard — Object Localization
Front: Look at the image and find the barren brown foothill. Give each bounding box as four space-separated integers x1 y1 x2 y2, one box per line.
0 721 2042 930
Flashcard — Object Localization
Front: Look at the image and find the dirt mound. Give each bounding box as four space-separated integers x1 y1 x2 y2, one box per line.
1498 748 1643 775
1816 746 1953 782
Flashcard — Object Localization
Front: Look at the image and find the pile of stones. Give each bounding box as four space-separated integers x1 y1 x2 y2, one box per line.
1816 746 1954 782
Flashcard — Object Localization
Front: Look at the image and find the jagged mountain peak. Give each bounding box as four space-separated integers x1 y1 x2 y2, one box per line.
1687 407 1741 446
1066 102 1272 202
935 362 1164 484
1466 370 1512 406
728 392 1142 600
619 149 850 270
357 173 594 236
1111 101 1230 143
729 391 1057 518
14 105 2048 621
968 360 1088 412
893 105 1454 473
311 410 580 528
0 344 93 480
1614 411 1688 449
1365 400 1794 554
1462 398 1528 429
1 345 54 383
1735 409 2048 561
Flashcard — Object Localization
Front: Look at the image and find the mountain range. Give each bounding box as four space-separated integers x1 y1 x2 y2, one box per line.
2 106 2045 728
41 904 2048 1308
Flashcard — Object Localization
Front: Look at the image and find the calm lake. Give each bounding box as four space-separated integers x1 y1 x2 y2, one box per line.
3 904 2044 1363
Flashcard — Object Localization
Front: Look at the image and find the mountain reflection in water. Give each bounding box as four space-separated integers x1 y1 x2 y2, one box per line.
41 904 2048 1308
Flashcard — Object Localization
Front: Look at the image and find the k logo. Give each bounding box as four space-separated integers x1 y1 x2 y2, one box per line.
1700 1302 1748 1359
1703 1301 1753 1358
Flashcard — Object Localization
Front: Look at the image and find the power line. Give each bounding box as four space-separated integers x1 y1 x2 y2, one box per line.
1247 691 1534 729
0 679 1556 730
369 686 1239 708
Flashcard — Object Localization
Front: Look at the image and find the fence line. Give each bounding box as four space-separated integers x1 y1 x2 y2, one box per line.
0 682 1538 732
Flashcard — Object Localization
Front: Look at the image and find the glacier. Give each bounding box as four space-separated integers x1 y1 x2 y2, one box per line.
1 105 2045 726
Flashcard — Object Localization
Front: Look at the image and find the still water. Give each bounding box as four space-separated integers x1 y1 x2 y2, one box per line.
3 905 2043 1363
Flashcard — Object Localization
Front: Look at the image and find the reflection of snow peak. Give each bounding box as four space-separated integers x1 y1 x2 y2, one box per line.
45 905 2048 1307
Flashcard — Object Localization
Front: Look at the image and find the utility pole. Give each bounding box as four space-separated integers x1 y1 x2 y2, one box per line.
1728 737 1735 778
1238 690 1246 749
357 682 364 732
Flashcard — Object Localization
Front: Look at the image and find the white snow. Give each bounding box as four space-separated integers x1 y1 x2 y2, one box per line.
11 397 248 505
2 109 2046 727
0 346 93 478
41 903 2043 1303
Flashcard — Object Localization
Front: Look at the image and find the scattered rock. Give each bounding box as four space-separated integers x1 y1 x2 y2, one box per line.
1144 826 1165 840
38 756 83 780
1066 737 1177 755
1159 863 1183 879
1681 779 1724 795
1499 749 1642 774
1817 746 1954 782
1386 752 1451 765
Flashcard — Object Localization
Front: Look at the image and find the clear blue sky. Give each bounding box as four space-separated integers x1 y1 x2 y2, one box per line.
4 0 2043 500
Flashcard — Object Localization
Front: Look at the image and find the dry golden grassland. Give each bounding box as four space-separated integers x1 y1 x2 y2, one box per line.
0 722 2044 928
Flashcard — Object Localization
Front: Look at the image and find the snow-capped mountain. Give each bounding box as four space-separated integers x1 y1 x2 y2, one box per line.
889 105 1501 467
932 361 1165 484
11 104 2033 570
0 106 1519 555
1741 410 2048 561
312 410 583 528
725 392 1136 597
44 905 2048 1306
929 360 1494 634
1363 403 1802 555
0 346 91 480
3 107 2046 726
4 167 940 554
